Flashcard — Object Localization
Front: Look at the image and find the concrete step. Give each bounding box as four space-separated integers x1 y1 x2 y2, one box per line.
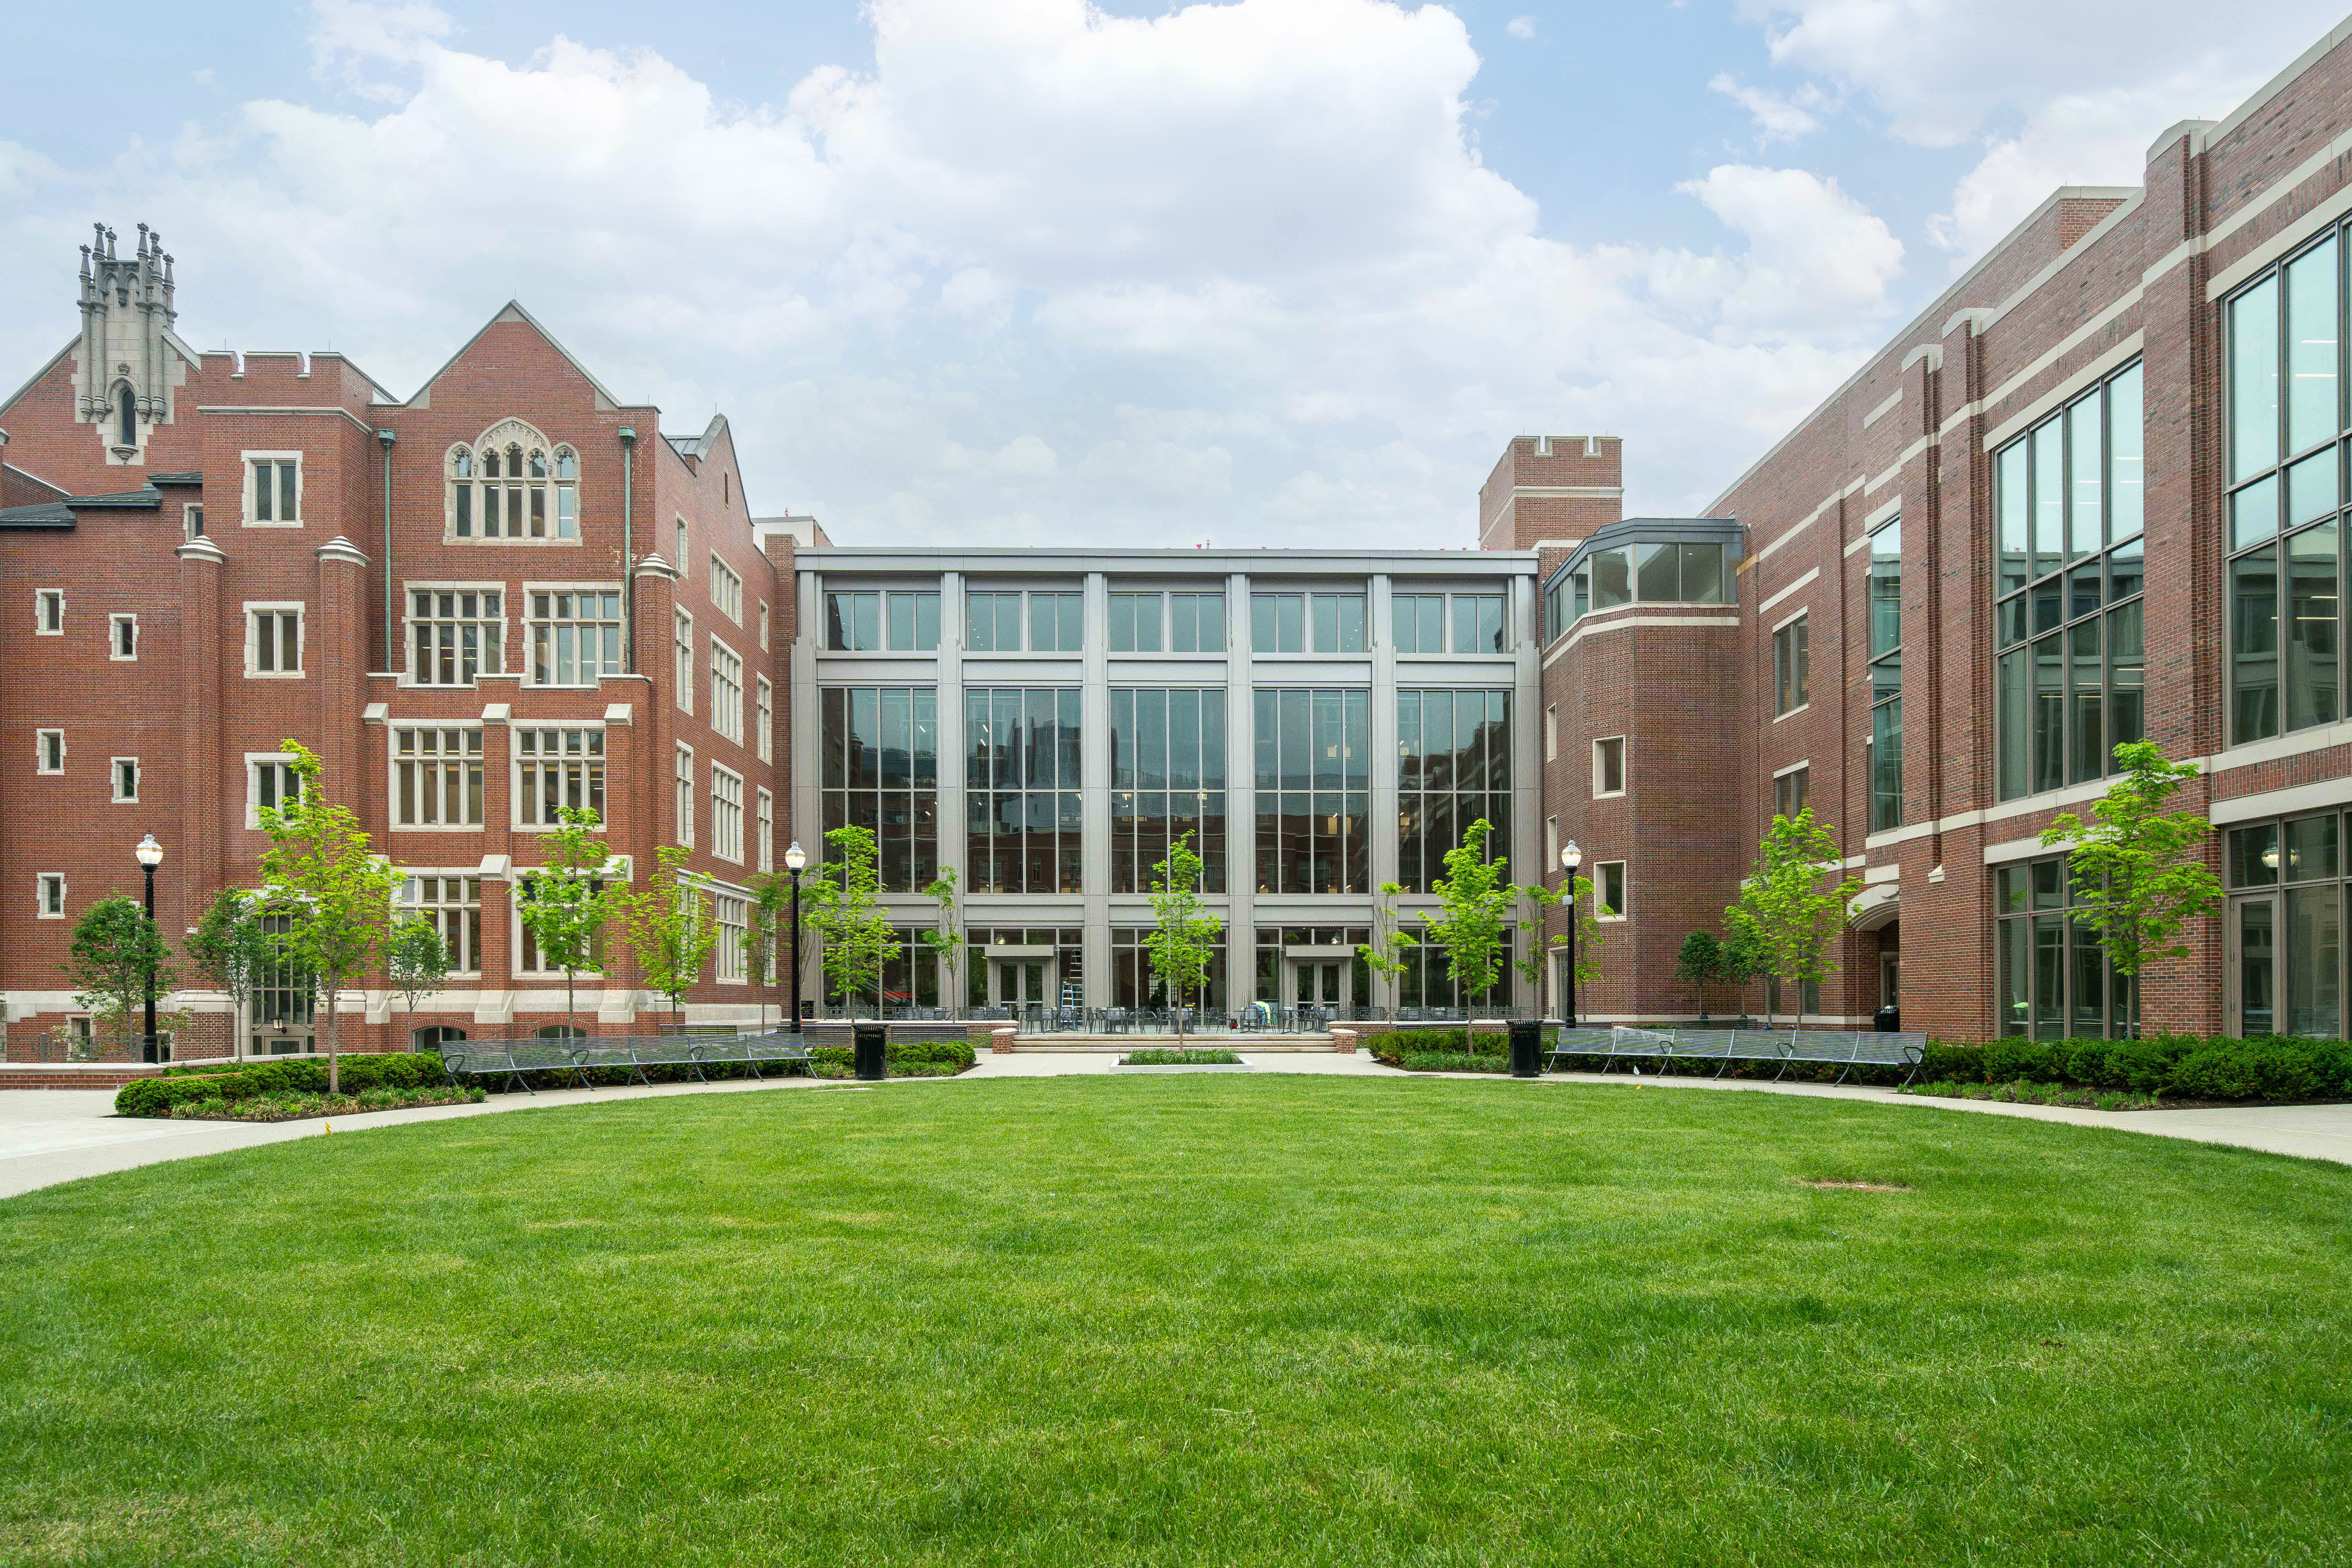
1005 1036 1338 1053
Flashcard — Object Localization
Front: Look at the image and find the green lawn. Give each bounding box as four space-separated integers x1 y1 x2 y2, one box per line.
3 1079 2349 1565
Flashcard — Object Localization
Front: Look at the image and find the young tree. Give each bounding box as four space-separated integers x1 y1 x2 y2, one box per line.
2041 740 2222 1036
916 867 963 1017
1355 881 1418 1010
1509 880 1568 998
386 915 452 1051
188 886 271 1063
1674 931 1726 1018
1144 831 1223 1045
1423 818 1524 1020
63 894 175 1058
255 741 401 1093
746 873 792 1030
812 825 896 1022
517 805 620 1040
1722 807 1863 1030
622 846 721 1032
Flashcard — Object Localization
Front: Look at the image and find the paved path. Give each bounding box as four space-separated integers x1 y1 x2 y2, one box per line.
3 1052 2348 1202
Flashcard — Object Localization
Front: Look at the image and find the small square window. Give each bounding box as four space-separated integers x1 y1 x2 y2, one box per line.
1592 736 1626 797
112 758 139 802
34 590 63 635
110 615 138 660
36 874 66 918
1596 861 1628 920
248 608 303 676
246 456 301 524
249 756 302 828
36 730 64 774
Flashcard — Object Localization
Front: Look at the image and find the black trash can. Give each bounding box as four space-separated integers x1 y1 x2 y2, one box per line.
854 1022 887 1081
1873 1003 1901 1033
1508 1018 1542 1079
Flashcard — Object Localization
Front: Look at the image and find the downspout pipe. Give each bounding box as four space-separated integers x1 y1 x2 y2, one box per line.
376 429 396 669
619 426 638 672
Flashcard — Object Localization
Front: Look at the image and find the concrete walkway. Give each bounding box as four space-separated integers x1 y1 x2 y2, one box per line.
3 1051 2348 1202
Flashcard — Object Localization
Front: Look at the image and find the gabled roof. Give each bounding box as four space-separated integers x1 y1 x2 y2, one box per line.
663 412 731 466
0 483 168 528
400 301 636 414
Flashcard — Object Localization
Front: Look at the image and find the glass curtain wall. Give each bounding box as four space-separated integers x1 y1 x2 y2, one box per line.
1867 517 1903 831
1993 361 2147 799
2227 235 2344 748
1397 689 1511 892
1253 689 1371 892
1995 856 2133 1038
965 690 1082 892
963 927 1084 1010
2224 814 2343 1037
1396 927 1512 1013
1111 689 1227 891
1252 927 1372 1006
819 687 939 891
823 928 944 1016
1114 927 1229 1011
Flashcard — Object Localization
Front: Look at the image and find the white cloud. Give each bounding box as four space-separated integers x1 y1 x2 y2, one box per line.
1740 0 2352 262
2 0 1919 539
1706 72 1830 143
1505 16 1536 40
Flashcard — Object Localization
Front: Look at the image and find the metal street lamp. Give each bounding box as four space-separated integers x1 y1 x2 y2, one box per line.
1559 839 1583 1030
134 833 163 1062
783 840 807 1029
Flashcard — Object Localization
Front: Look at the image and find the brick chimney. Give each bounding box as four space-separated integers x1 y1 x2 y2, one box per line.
1476 435 1622 551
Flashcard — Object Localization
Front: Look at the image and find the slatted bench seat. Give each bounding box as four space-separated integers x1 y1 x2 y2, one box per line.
442 1042 589 1094
1544 1027 1927 1085
1782 1030 1927 1085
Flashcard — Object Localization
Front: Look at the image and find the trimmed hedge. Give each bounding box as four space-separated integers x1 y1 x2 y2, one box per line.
1920 1035 2352 1104
119 1052 451 1117
1399 1051 1510 1074
1367 1029 1478 1064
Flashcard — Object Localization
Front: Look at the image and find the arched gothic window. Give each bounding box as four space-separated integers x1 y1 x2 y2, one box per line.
448 421 578 540
116 385 136 448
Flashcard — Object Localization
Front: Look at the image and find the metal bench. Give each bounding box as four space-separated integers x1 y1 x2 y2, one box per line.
1781 1030 1927 1085
1539 1026 1618 1071
442 1041 589 1094
739 1032 816 1077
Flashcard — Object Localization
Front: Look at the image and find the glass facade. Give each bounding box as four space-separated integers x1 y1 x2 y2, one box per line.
2225 814 2345 1037
2227 235 2345 748
1559 540 1730 629
819 687 940 892
1115 926 1230 1010
1397 689 1511 893
1110 689 1227 892
1254 689 1371 892
965 689 1082 892
1995 856 2132 1039
1994 360 2146 797
1867 517 1903 831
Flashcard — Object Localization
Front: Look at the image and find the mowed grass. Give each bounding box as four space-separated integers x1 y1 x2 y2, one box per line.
3 1079 2350 1565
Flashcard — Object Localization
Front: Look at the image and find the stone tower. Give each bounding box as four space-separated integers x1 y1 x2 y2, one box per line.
74 222 185 467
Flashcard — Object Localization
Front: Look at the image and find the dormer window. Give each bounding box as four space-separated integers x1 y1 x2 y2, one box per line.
448 423 578 541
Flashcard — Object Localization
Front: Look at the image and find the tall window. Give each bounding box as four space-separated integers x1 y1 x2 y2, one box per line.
711 640 743 742
966 689 1082 892
401 874 482 974
821 687 940 892
716 893 748 982
1774 766 1810 820
2228 238 2345 751
1773 616 1810 716
408 589 503 686
826 589 939 651
1116 925 1229 1009
757 788 774 873
515 726 604 825
112 758 139 802
674 611 695 713
1111 689 1227 892
712 764 744 862
247 457 299 524
36 729 63 774
1994 360 2146 795
1997 855 2131 1039
1396 689 1509 893
1596 862 1628 919
1867 517 1903 831
1251 592 1364 653
1592 735 1625 797
2223 813 2345 1039
447 431 577 539
1110 590 1225 653
675 745 695 847
709 555 743 622
528 591 624 686
393 727 485 827
1256 688 1371 892
248 608 303 676
110 615 137 660
756 675 774 761
34 589 61 634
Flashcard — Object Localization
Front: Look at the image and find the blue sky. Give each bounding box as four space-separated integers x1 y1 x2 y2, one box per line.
2 0 2344 546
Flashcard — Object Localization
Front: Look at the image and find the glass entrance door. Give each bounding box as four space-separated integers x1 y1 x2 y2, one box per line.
1288 958 1346 1011
2231 897 2277 1037
993 960 1049 1010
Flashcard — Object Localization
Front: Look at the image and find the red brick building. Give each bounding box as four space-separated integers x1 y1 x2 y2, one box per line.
1525 16 2352 1042
0 225 794 1059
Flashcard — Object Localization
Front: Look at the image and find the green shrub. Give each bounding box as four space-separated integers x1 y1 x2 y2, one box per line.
1367 1029 1472 1064
1398 1051 1509 1074
119 1051 452 1116
1121 1047 1243 1065
1920 1034 2352 1104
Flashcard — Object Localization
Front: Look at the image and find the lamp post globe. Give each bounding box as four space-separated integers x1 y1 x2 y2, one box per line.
782 841 807 1029
1559 839 1582 1031
134 834 163 1063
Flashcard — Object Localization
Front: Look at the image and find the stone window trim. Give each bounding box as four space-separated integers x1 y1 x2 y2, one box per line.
243 602 306 679
511 723 607 832
1544 704 1557 762
710 553 744 625
111 757 140 804
523 583 625 689
715 891 750 984
444 423 579 543
1592 735 1627 799
401 582 507 688
759 601 771 651
34 588 63 636
183 503 205 541
509 855 631 978
240 450 303 527
109 613 139 661
36 874 66 919
388 723 488 832
674 608 695 715
676 742 696 849
710 633 744 744
711 761 746 865
1595 860 1629 922
244 752 302 830
396 868 486 977
35 729 64 775
757 786 775 873
755 674 775 763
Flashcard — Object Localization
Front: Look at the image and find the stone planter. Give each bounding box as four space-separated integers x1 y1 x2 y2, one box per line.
990 1027 1019 1055
1329 1028 1358 1053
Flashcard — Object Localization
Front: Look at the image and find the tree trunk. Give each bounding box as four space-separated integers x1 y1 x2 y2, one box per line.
325 986 340 1095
